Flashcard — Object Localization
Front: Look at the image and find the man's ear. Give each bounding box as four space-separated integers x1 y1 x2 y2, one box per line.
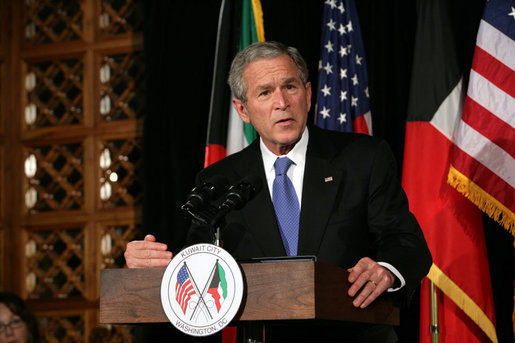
232 98 251 124
305 81 312 112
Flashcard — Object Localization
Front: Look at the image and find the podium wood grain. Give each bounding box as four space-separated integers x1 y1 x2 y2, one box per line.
100 261 399 325
100 267 168 323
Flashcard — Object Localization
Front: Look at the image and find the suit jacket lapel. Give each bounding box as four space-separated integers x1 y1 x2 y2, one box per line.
298 128 343 256
232 141 286 256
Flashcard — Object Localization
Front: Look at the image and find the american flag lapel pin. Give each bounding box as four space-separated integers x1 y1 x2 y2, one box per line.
324 176 333 183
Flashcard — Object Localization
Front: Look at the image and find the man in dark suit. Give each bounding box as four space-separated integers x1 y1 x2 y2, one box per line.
125 41 432 342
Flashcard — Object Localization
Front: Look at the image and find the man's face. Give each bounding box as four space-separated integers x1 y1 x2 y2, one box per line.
232 55 311 155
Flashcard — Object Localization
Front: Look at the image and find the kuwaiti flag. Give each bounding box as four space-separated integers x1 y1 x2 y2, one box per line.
206 262 228 312
204 0 264 167
448 0 515 235
402 0 497 342
315 0 372 135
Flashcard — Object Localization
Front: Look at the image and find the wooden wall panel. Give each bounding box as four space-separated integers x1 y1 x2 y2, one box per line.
2 1 144 341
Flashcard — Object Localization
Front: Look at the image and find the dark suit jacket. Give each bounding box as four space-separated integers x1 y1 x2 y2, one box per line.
186 126 432 341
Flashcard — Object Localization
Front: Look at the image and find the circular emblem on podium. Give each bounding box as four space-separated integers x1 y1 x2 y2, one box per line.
160 243 244 337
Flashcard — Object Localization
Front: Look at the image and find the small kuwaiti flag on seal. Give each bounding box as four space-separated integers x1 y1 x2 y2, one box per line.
206 262 228 312
176 264 196 314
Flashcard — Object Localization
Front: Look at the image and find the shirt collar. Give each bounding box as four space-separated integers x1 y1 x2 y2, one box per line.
260 127 309 173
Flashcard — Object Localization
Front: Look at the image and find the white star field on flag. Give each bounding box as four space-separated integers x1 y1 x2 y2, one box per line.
316 0 372 134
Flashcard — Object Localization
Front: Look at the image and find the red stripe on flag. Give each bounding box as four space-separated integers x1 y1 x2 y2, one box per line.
352 115 370 135
462 97 515 158
176 282 185 304
452 146 515 212
419 279 491 343
176 280 194 313
204 144 227 167
182 287 193 312
208 287 222 312
222 327 237 343
472 46 515 98
403 122 495 342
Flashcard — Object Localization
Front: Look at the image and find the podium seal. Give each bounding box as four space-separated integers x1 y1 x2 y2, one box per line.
160 243 244 336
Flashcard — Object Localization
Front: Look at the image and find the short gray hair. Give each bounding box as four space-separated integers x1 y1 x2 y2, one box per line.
227 41 309 103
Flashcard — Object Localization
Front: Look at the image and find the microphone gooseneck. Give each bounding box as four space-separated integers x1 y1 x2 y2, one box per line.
218 174 262 212
180 174 263 246
211 174 262 227
181 174 229 212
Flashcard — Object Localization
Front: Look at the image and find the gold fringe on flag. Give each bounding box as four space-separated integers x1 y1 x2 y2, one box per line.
448 165 515 236
428 264 498 343
251 0 265 42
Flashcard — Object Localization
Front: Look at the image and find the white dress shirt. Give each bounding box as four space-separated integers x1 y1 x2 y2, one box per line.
260 127 308 208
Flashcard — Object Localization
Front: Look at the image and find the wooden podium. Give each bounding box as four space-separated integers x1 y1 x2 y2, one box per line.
100 260 399 329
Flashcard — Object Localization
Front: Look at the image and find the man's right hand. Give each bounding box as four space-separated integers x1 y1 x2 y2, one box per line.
124 234 173 268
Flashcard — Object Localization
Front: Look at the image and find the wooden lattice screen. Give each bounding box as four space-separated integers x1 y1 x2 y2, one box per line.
1 0 144 341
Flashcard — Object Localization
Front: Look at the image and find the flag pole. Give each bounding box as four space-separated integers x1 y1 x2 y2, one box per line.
430 280 439 343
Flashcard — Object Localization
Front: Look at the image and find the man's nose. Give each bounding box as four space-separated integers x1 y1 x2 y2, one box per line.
273 90 288 110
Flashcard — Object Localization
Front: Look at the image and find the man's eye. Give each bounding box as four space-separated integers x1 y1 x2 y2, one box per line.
260 91 269 96
286 84 295 90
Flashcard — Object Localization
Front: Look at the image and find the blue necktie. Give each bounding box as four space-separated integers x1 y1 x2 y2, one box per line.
273 157 300 256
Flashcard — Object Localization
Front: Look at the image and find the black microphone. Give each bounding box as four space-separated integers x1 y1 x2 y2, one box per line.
215 174 263 217
181 175 229 212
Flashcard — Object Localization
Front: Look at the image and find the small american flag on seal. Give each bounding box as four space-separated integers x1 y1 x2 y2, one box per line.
176 264 195 314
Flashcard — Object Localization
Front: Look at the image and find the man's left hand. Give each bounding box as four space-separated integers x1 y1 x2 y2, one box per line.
347 257 395 308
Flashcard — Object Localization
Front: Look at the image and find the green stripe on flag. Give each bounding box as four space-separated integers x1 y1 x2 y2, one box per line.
239 0 261 145
217 262 228 299
240 0 258 49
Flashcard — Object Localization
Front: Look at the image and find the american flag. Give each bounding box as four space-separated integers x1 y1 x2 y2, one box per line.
175 264 196 314
316 0 372 135
448 0 515 233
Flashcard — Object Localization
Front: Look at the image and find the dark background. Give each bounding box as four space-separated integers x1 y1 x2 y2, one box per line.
141 1 513 341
